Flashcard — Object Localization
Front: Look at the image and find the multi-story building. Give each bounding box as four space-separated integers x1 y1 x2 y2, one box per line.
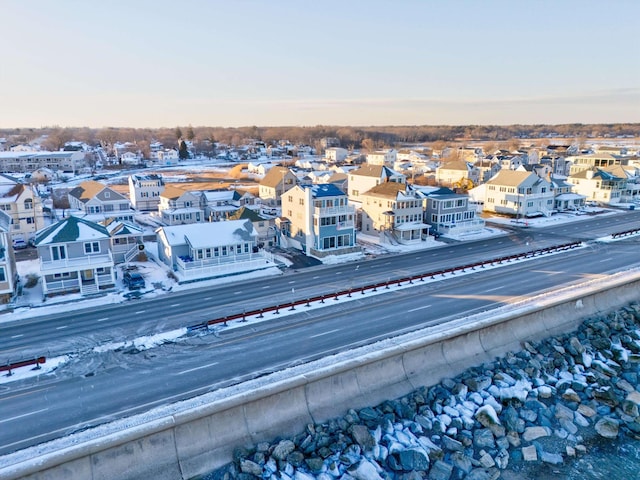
348 164 405 203
436 160 480 187
68 180 134 222
34 216 116 297
0 210 18 303
158 186 203 225
128 174 165 211
0 174 45 243
0 151 86 173
416 186 485 237
258 166 298 206
359 182 427 244
325 147 348 163
366 149 397 167
567 153 621 176
483 170 554 217
281 184 360 258
568 167 626 205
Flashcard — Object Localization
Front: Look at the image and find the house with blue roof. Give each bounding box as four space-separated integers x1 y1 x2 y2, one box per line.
280 184 361 259
34 216 116 297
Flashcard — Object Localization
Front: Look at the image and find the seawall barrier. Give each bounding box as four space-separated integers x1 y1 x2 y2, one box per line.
2 269 640 480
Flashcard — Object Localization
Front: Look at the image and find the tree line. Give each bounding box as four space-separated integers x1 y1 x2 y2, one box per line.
2 123 639 156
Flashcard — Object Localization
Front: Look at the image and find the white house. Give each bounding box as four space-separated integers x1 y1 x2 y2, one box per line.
366 149 397 167
155 219 276 282
128 174 165 211
68 180 134 222
325 147 348 163
158 186 203 225
483 170 554 217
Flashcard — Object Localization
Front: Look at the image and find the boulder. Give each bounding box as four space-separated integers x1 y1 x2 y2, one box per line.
521 445 537 462
349 459 384 480
522 426 551 442
428 460 453 480
595 417 619 439
351 424 376 451
272 440 296 461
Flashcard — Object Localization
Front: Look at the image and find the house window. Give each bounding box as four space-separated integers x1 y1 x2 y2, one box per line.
26 217 34 224
84 242 100 254
96 267 106 274
222 246 227 255
53 272 71 279
244 243 249 253
24 199 33 210
51 245 66 260
0 266 5 282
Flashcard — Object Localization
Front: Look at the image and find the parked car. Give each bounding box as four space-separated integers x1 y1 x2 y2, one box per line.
123 271 145 290
12 238 28 250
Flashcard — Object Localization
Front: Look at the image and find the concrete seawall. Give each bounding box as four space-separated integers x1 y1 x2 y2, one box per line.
3 270 640 480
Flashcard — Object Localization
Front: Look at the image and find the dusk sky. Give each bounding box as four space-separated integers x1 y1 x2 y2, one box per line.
2 0 639 128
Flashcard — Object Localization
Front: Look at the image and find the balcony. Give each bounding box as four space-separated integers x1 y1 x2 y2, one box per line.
314 205 354 216
40 252 114 273
175 250 276 281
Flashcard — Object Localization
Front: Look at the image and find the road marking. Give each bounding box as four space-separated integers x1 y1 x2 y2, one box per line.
407 304 432 313
233 291 242 295
335 271 342 275
135 310 146 314
11 334 23 339
96 317 109 322
261 285 270 289
599 257 613 262
56 325 68 330
0 408 49 425
203 297 212 300
312 276 320 279
485 286 504 292
288 280 296 283
170 303 181 307
415 256 421 259
174 361 219 375
309 328 341 339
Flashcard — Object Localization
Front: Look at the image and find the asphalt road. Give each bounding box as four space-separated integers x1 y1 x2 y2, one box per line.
0 210 639 456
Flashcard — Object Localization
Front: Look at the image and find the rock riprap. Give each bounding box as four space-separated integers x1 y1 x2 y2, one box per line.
207 303 640 480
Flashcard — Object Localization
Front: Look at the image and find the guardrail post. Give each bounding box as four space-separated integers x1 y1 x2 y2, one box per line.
5 364 12 377
273 305 280 314
257 309 264 319
361 287 366 295
305 298 311 307
289 302 296 311
334 292 339 300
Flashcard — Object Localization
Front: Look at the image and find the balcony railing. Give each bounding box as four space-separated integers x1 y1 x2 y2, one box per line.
40 252 113 272
175 250 275 279
314 205 354 216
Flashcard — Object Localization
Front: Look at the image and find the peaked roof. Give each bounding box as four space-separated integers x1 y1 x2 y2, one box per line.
158 219 256 249
486 169 543 187
35 216 109 246
362 181 409 199
68 181 124 203
102 218 144 236
439 160 470 171
350 164 402 179
300 183 346 198
227 206 266 222
160 185 191 200
259 166 294 188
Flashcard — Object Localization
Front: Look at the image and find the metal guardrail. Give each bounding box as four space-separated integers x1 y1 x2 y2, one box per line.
1 357 46 375
188 241 583 331
611 227 640 239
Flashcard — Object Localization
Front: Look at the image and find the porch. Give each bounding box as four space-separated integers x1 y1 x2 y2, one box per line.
174 250 277 282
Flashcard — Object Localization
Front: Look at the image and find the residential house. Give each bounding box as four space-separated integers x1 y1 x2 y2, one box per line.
366 149 397 167
258 166 298 206
348 164 405 203
158 186 203 225
568 167 626 205
0 173 45 243
200 189 246 221
435 160 480 188
30 167 56 184
102 218 145 264
416 186 485 237
567 153 621 176
280 184 360 258
128 173 165 211
550 177 586 211
227 206 276 247
359 182 428 244
474 159 501 184
155 219 275 282
483 170 554 217
34 216 116 297
0 210 17 303
325 147 348 163
68 180 134 222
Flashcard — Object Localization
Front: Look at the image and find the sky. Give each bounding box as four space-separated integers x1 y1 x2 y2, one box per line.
1 0 639 128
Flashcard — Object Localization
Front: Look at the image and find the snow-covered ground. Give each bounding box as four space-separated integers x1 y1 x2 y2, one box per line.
1 206 634 384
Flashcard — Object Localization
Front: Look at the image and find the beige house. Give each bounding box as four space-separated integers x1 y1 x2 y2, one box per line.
258 166 298 206
348 164 405 203
483 170 554 217
366 149 397 166
360 182 428 244
436 160 480 187
567 153 621 176
68 180 134 222
0 173 45 243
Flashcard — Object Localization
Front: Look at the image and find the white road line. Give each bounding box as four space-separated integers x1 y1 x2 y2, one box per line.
96 317 109 322
288 280 296 283
174 361 219 375
0 408 49 425
233 291 242 295
261 286 270 289
56 325 68 330
203 297 212 300
309 328 341 339
312 276 320 279
407 304 431 313
170 304 181 307
135 310 146 314
11 334 24 339
599 257 613 263
485 286 504 292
